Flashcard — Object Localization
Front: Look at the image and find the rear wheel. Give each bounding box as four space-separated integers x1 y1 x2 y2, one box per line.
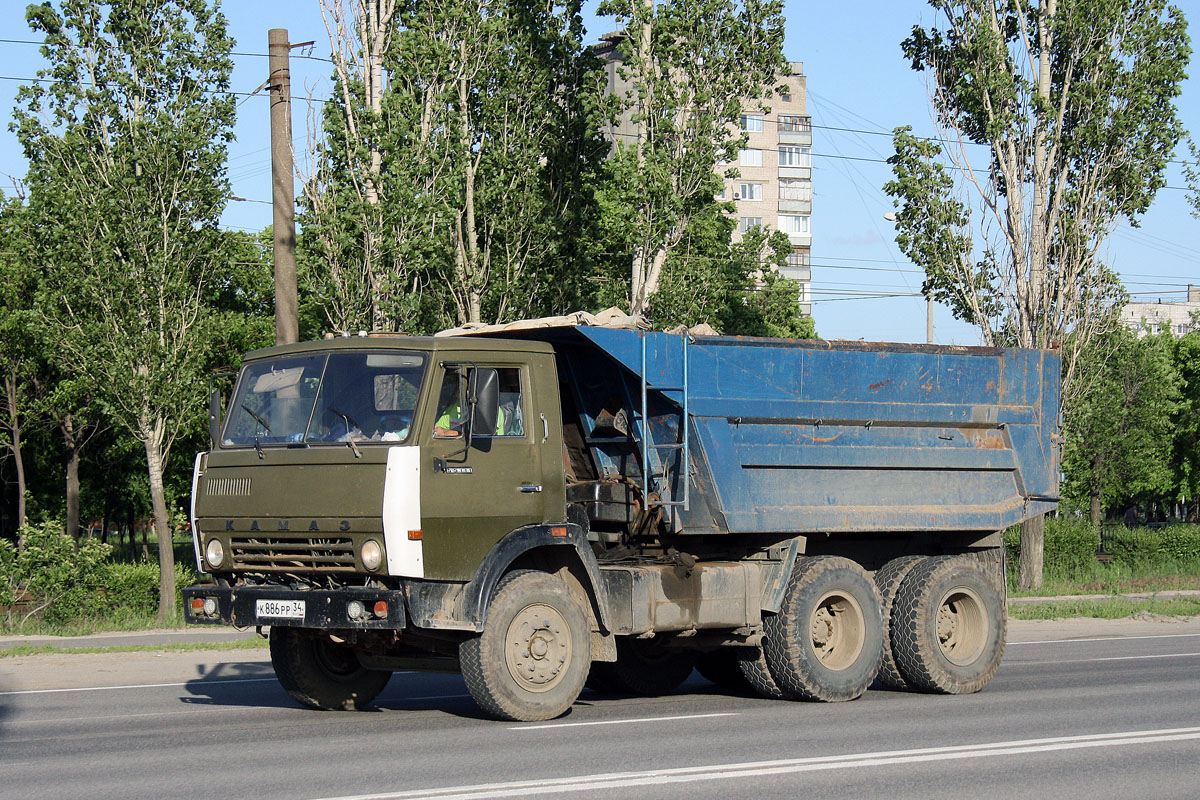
763 556 883 702
696 648 751 690
459 570 591 721
587 637 696 696
737 644 785 699
873 555 928 690
269 627 391 711
891 557 1006 694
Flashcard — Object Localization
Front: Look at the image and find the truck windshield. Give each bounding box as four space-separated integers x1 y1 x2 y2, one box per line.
222 350 427 447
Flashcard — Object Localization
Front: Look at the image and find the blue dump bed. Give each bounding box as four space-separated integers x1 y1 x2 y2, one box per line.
507 327 1060 537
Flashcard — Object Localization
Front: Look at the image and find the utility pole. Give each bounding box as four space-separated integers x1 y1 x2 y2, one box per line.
269 28 299 346
926 295 934 344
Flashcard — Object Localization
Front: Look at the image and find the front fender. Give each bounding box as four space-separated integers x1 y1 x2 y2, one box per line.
460 523 611 632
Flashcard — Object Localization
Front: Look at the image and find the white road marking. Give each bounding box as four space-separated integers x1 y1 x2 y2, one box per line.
1008 632 1200 646
509 712 736 731
0 677 278 696
1012 652 1200 666
308 726 1200 800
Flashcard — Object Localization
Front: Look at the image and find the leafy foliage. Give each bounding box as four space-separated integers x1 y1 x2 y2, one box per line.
301 0 605 333
593 0 789 315
1062 326 1181 520
14 0 236 620
0 520 110 628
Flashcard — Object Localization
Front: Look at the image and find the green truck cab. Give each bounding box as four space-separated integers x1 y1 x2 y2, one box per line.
185 328 1060 721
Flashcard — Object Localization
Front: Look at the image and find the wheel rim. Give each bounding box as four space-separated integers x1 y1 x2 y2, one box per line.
935 586 988 665
808 590 866 670
313 637 360 678
504 602 572 693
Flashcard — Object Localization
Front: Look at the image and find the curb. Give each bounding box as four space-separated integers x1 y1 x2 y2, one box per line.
1007 589 1200 606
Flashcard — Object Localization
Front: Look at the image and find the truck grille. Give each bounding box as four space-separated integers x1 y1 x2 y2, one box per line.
230 535 356 572
205 477 252 497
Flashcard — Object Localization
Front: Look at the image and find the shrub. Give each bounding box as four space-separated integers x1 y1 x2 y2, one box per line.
1105 525 1200 571
0 522 199 631
96 561 198 618
0 520 112 628
1005 517 1099 580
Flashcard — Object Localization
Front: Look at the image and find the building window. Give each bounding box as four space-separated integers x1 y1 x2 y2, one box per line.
779 214 810 234
738 182 763 201
780 93 792 103
786 251 810 268
779 146 810 167
779 115 811 133
738 217 763 233
779 178 811 202
739 148 763 167
741 114 764 132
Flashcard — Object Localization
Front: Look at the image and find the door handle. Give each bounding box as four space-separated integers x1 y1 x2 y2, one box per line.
519 484 543 493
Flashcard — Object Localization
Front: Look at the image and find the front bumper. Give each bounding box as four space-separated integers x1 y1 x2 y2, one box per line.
183 584 407 630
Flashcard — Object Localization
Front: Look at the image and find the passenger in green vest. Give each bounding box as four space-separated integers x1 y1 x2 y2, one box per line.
433 372 509 437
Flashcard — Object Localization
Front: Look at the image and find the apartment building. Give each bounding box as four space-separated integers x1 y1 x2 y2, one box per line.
594 34 812 316
1120 285 1200 337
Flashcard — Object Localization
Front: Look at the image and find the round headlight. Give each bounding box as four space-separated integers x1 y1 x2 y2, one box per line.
361 539 383 571
205 538 224 568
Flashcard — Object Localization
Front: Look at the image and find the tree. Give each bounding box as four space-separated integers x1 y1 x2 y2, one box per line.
885 0 1190 588
0 198 43 538
650 213 817 337
594 0 788 316
1061 325 1180 523
14 0 236 621
1170 329 1200 519
302 0 602 333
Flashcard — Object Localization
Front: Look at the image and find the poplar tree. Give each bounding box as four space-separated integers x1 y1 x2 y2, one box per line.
884 0 1190 588
14 0 236 621
595 0 788 316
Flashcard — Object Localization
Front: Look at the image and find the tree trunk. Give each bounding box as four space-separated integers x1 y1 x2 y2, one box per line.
144 436 177 624
62 414 82 541
1017 514 1045 591
5 372 27 545
1089 492 1102 528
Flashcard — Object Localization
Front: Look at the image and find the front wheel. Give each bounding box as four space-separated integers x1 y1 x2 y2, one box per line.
269 627 392 711
459 570 591 721
891 557 1006 694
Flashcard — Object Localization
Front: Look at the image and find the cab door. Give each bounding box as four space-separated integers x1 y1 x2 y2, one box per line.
419 359 546 580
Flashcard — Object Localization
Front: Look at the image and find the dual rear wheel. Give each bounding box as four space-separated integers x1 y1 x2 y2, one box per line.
739 554 1005 702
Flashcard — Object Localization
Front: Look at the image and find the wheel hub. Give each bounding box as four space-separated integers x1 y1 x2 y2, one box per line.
505 603 571 692
809 592 865 670
936 587 988 665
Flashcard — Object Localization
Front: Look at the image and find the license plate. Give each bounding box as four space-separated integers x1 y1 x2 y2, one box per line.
256 599 306 620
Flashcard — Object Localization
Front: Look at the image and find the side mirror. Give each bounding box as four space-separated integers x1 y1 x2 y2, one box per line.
208 389 223 447
470 368 499 441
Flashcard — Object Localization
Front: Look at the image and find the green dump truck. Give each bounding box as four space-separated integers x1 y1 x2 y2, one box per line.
184 324 1060 721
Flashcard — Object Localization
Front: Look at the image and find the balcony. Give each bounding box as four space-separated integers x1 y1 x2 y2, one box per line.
778 166 811 180
778 199 811 214
778 130 812 146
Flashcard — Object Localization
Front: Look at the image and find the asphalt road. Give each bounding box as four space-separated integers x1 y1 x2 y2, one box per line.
2 619 1199 800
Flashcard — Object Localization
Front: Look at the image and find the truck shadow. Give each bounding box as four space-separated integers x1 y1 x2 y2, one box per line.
180 660 295 710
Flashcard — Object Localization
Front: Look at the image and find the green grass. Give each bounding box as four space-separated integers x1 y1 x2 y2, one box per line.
2 607 188 637
1008 568 1200 598
0 638 268 659
1008 597 1200 620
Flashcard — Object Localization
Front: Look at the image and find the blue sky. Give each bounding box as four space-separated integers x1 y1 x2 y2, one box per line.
1 0 1196 344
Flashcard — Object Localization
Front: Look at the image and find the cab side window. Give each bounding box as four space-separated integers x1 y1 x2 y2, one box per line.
432 367 524 438
494 368 524 437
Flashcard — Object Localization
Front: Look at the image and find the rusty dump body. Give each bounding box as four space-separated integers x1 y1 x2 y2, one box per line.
501 327 1060 546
